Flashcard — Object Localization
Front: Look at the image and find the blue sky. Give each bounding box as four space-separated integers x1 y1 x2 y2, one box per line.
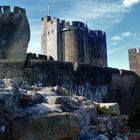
1 0 140 70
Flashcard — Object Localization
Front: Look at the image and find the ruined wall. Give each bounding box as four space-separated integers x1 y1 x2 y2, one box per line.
0 6 30 59
129 48 140 76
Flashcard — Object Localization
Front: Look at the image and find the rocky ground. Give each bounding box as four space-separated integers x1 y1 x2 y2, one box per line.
0 79 139 140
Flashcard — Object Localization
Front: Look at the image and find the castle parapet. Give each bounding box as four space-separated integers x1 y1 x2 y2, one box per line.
14 6 26 16
72 21 85 28
0 6 26 16
94 30 104 37
3 6 10 15
128 48 140 55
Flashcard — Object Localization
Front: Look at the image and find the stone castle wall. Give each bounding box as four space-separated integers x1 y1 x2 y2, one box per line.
0 59 139 115
24 60 140 115
129 48 140 76
0 6 30 59
41 16 107 67
0 60 24 78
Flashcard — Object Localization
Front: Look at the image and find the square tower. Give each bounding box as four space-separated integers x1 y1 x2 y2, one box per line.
41 16 62 61
129 48 140 75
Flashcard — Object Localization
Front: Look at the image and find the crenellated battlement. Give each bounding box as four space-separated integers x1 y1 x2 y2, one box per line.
0 6 26 16
93 30 105 36
129 48 140 55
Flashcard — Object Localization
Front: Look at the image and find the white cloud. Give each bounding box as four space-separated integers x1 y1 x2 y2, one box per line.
111 32 133 42
58 0 139 30
121 32 132 37
111 36 122 41
122 0 140 8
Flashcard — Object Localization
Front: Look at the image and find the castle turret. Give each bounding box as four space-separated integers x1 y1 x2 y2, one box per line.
0 6 30 59
128 48 140 75
62 21 88 64
41 16 62 61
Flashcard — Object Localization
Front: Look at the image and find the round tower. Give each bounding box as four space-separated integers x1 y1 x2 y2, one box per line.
62 21 88 64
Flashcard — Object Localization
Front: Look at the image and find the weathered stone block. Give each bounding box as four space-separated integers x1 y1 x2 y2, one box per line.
11 113 80 140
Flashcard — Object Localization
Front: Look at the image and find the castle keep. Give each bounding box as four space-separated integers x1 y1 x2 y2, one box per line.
41 16 107 67
129 48 140 75
0 6 30 59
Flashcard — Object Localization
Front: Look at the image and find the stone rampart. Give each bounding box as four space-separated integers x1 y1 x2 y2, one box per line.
22 60 140 115
0 59 140 115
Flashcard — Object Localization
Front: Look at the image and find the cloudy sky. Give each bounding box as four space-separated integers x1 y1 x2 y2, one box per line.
1 0 140 70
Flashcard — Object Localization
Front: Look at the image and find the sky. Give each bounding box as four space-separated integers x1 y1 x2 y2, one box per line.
0 0 140 70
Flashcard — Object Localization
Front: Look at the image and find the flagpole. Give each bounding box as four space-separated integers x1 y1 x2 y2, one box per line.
48 6 50 16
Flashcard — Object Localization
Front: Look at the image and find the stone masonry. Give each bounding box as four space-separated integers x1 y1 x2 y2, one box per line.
41 16 107 67
129 48 140 76
0 6 30 59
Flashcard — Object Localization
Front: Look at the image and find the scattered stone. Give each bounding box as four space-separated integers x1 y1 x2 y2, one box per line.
55 96 81 112
21 92 43 107
73 109 90 128
0 82 133 140
0 92 20 112
95 102 120 116
97 134 109 140
24 103 62 115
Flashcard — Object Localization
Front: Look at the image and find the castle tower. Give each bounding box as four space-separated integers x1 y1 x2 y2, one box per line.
129 48 140 75
88 30 107 67
41 16 63 61
62 21 89 64
0 6 30 59
41 16 107 67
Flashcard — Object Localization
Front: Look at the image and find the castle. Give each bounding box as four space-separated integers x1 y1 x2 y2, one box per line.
0 6 30 59
129 48 140 76
41 16 107 67
0 6 140 116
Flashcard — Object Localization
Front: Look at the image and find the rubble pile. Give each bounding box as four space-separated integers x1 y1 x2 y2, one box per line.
0 79 139 140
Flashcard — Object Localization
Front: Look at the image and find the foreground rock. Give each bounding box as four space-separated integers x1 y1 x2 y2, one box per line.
0 79 136 140
11 113 80 140
95 102 120 115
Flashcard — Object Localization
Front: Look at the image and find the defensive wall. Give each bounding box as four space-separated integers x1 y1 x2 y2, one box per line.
0 57 140 115
129 48 140 76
